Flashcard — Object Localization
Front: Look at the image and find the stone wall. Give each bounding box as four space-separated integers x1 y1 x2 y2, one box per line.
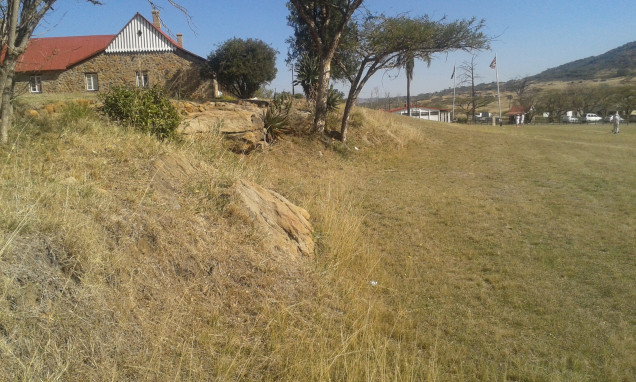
15 50 213 99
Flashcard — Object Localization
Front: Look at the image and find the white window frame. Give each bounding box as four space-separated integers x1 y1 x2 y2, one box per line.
136 71 149 88
85 73 98 91
29 76 42 93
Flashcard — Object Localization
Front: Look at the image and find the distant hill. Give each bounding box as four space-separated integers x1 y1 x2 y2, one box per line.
359 41 636 108
527 41 636 82
455 41 636 94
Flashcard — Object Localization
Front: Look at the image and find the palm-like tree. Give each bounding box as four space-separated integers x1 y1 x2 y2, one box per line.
404 53 431 117
406 55 415 116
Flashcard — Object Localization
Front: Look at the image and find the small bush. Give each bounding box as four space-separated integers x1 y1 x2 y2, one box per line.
263 94 292 143
326 85 344 112
100 86 181 140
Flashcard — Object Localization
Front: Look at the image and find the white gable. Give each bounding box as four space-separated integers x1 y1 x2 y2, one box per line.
105 14 176 53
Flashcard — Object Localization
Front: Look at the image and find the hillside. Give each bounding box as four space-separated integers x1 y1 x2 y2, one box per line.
363 40 636 110
528 41 636 82
1 103 635 380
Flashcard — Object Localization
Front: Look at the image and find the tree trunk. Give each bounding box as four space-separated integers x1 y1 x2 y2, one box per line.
406 74 411 117
340 68 370 143
0 69 10 144
0 65 17 144
314 59 331 134
340 91 356 142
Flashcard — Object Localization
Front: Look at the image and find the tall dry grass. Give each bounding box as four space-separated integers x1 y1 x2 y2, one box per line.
252 112 636 381
1 102 634 381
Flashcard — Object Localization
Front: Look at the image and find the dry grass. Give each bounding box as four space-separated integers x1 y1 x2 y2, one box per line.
253 113 636 381
1 103 634 381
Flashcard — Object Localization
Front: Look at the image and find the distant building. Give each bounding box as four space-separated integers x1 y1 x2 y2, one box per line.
13 11 214 99
506 105 532 123
387 105 451 122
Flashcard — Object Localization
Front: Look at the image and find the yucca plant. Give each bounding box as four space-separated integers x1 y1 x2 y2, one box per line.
263 94 293 143
326 85 344 112
293 53 320 103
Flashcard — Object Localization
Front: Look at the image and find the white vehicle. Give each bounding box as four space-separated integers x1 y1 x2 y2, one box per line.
582 113 602 123
604 114 624 123
562 115 579 123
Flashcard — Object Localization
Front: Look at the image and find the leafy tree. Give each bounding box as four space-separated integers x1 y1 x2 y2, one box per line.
455 95 492 122
286 3 358 84
568 83 597 118
614 85 636 124
287 0 364 134
594 85 615 118
207 38 277 99
536 89 568 123
336 15 489 140
507 77 538 122
0 0 190 144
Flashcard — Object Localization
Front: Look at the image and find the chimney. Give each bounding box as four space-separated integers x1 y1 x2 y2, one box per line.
152 9 161 30
176 33 183 47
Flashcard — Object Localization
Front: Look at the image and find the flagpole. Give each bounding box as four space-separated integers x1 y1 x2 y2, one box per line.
495 54 502 123
452 62 456 123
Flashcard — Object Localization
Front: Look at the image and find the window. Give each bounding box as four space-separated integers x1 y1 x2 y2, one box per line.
85 73 98 91
136 71 149 88
29 76 42 93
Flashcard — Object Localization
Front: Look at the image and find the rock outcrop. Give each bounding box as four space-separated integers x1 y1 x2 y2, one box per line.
232 179 314 259
178 101 268 153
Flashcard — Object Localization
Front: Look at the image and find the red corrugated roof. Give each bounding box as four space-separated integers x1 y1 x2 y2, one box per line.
506 106 530 115
15 35 115 72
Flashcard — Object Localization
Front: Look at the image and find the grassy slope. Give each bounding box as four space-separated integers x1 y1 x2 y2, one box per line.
254 117 636 381
1 105 634 380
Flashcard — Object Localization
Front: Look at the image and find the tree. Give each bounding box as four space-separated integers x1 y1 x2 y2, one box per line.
454 95 491 122
207 38 277 99
614 85 636 125
594 85 615 118
0 0 189 145
568 83 597 118
287 0 364 134
537 89 568 123
508 77 538 122
334 16 488 140
405 54 415 117
457 54 481 123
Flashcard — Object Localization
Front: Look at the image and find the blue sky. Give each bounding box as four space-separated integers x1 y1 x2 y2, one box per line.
38 0 635 98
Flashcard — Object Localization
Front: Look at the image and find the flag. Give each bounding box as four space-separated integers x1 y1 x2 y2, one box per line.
489 56 497 70
451 65 455 79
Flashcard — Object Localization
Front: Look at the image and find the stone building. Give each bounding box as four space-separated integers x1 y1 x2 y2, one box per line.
14 11 214 99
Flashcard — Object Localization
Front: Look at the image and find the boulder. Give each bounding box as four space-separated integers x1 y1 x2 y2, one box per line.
179 102 266 153
232 179 314 259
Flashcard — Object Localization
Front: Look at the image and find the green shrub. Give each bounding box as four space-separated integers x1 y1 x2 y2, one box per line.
100 86 181 140
263 94 292 143
326 85 344 112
